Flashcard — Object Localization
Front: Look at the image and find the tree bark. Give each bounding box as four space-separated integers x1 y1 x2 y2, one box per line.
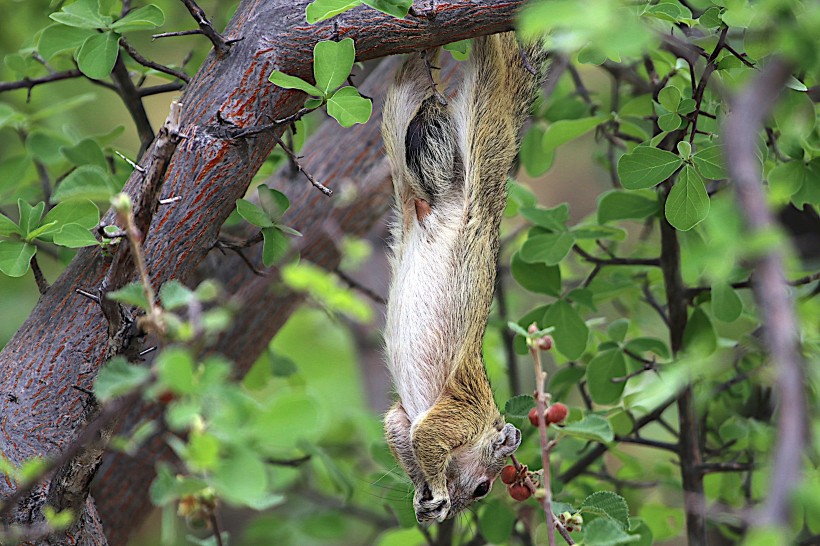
0 1 521 543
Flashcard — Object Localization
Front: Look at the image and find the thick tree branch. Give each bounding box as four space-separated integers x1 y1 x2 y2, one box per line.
722 57 808 529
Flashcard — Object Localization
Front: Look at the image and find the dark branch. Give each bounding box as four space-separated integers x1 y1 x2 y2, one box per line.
0 69 82 93
120 38 191 83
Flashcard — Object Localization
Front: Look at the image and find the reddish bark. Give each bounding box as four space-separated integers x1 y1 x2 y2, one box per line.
0 0 522 543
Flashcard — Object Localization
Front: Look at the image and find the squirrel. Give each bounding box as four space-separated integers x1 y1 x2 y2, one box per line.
381 32 547 522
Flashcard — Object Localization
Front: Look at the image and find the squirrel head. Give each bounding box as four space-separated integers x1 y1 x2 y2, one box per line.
415 420 521 522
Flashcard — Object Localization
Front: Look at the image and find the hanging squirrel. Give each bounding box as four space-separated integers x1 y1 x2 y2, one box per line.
382 32 547 522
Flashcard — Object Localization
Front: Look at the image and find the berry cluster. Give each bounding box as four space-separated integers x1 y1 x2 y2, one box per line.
558 511 584 532
500 463 534 501
527 402 568 428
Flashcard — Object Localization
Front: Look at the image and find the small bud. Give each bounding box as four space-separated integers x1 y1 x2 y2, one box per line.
528 322 539 334
571 513 584 526
537 335 554 351
111 192 132 213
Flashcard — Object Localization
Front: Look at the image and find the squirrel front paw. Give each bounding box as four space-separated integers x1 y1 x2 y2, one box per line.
414 483 451 523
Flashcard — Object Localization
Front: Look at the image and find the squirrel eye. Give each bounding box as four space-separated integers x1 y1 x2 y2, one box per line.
473 481 491 498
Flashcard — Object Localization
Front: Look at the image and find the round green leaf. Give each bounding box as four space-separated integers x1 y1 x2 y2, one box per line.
268 71 323 97
767 161 808 199
558 414 614 443
49 0 112 29
53 223 99 247
478 499 516 544
261 226 290 266
51 165 116 203
510 251 561 295
711 281 743 322
520 231 575 265
0 214 19 237
38 24 95 59
657 86 681 112
77 32 119 80
520 204 569 231
213 448 269 506
692 144 727 180
586 348 627 405
542 300 589 360
327 86 372 127
362 0 413 18
520 125 553 177
665 165 709 231
306 0 363 24
314 38 355 95
0 241 36 277
543 116 605 152
682 307 717 357
111 5 165 32
657 112 682 132
235 199 274 228
581 491 631 530
597 190 659 223
618 146 683 189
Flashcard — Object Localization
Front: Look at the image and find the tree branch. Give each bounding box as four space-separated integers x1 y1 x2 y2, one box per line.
722 57 808 529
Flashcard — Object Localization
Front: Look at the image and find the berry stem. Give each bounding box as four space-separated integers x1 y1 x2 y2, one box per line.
530 344 557 546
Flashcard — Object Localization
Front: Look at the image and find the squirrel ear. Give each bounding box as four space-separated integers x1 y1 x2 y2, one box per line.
493 423 521 457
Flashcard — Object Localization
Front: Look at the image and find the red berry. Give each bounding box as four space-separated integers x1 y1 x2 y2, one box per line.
500 465 517 485
528 407 540 427
547 403 568 424
157 390 176 405
508 483 531 501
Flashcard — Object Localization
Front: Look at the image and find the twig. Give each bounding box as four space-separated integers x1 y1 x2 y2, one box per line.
270 132 333 196
179 0 233 55
111 55 154 158
153 29 203 40
685 272 820 299
640 280 670 326
723 57 807 528
139 82 185 97
688 26 727 144
120 38 191 83
573 245 660 267
529 342 556 546
334 267 386 305
209 511 224 546
0 69 82 93
230 107 318 139
30 255 50 295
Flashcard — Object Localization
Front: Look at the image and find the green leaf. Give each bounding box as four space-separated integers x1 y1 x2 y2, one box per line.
29 93 96 122
586 348 627 405
657 86 681 112
692 145 727 180
51 165 116 202
607 319 629 342
157 347 196 395
571 225 626 241
0 241 36 277
261 226 290 266
478 499 516 543
186 432 220 471
235 199 274 228
443 39 471 60
542 300 589 360
327 86 372 127
597 190 659 223
43 200 100 231
94 356 151 402
61 138 108 169
53 224 99 247
558 414 614 443
159 280 194 310
665 165 709 231
768 161 808 199
77 32 119 80
257 185 290 221
305 0 362 23
38 24 95 59
27 221 59 242
18 199 45 238
677 141 691 159
504 394 535 419
49 0 111 29
313 38 355 95
617 146 683 189
581 491 631 530
583 518 640 546
520 204 569 231
301 441 354 499
682 307 717 357
268 71 323 97
542 116 605 152
520 231 575 266
657 112 681 132
362 0 413 18
711 281 743 322
212 448 269 506
0 215 19 237
624 337 669 359
107 281 150 309
510 251 561 296
698 6 723 28
111 5 165 32
520 126 553 177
